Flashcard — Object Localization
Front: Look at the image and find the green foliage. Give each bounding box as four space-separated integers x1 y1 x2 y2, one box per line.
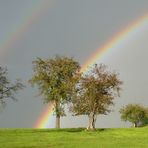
0 66 24 107
119 104 148 127
142 118 148 126
29 56 80 127
70 64 122 129
0 128 148 148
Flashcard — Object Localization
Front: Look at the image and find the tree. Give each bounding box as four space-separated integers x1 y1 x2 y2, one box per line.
0 66 24 107
29 56 80 128
70 64 122 130
119 104 148 127
142 117 148 126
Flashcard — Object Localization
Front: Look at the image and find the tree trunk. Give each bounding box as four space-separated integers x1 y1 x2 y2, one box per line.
55 100 60 128
56 115 60 128
133 122 137 128
87 113 97 130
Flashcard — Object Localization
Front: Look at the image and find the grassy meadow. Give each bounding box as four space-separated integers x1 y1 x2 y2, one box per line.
0 127 148 148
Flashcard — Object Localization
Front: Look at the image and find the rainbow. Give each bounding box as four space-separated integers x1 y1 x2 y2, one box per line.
34 104 55 128
0 0 52 58
0 1 54 127
81 14 148 72
35 14 148 128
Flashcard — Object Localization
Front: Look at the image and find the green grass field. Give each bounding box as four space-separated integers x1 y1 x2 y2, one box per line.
0 127 148 148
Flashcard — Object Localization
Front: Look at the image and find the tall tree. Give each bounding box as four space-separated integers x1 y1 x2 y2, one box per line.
119 104 148 127
29 56 80 128
70 64 122 130
0 66 24 107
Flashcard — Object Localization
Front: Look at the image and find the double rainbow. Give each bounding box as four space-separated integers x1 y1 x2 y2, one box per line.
0 0 54 128
35 14 148 128
0 0 52 57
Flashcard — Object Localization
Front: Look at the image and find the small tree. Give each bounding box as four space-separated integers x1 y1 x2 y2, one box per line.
0 66 24 107
29 56 80 128
142 117 148 126
70 64 122 130
119 104 148 127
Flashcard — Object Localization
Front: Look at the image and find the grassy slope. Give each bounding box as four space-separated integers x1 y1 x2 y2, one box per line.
0 127 148 148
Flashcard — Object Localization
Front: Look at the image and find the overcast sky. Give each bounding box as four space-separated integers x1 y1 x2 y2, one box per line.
0 0 148 128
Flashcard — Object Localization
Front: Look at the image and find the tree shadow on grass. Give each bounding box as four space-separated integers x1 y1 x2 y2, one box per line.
66 128 109 133
32 128 109 133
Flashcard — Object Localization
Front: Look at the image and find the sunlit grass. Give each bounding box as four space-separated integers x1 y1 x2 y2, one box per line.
0 127 147 148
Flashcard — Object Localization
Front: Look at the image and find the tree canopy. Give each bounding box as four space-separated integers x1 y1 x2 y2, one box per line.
29 56 80 128
119 104 148 127
70 64 123 130
0 66 24 107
